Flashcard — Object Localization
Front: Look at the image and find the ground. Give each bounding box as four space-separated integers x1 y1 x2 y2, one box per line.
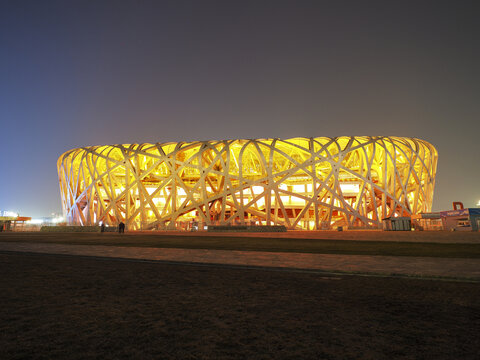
1 231 479 359
1 251 479 359
2 231 480 258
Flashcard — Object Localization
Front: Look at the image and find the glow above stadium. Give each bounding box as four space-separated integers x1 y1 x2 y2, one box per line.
57 136 438 230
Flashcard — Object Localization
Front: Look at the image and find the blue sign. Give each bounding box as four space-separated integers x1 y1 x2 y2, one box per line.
469 208 480 216
440 209 469 217
440 208 480 217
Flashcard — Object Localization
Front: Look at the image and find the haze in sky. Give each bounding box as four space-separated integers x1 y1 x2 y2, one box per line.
1 0 479 217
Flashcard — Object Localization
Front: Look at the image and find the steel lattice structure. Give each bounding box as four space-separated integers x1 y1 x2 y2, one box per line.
57 136 437 230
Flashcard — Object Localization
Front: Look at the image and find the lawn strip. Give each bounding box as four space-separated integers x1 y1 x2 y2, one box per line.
1 232 480 258
3 249 479 283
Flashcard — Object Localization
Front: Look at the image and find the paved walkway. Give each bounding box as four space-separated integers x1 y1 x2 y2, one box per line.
1 241 479 280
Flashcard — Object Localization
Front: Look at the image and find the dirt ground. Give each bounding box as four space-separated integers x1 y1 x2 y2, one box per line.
1 252 479 359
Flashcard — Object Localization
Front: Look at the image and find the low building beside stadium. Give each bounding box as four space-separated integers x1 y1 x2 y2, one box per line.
57 136 438 230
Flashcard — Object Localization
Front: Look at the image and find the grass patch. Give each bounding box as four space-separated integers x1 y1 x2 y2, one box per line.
1 232 480 258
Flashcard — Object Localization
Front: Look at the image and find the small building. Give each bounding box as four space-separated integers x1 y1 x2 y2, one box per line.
440 208 480 231
411 213 443 231
0 216 32 231
382 217 412 231
0 216 16 231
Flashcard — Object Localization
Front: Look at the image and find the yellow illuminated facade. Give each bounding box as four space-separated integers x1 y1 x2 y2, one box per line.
57 136 437 230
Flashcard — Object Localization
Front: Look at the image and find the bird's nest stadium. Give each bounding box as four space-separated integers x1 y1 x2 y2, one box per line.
57 136 437 230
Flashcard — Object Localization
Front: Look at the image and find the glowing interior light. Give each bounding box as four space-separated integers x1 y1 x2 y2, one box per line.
292 184 306 193
252 186 265 194
28 219 44 224
339 183 360 195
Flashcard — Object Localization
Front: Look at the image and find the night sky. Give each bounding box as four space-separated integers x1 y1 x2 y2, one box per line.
1 0 479 217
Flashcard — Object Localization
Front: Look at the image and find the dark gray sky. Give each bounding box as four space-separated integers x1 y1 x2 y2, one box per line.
1 0 479 217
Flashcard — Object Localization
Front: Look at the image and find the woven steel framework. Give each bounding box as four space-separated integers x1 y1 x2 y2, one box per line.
57 136 437 230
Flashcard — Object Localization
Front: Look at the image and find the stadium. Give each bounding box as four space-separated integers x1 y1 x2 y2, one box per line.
57 136 438 230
